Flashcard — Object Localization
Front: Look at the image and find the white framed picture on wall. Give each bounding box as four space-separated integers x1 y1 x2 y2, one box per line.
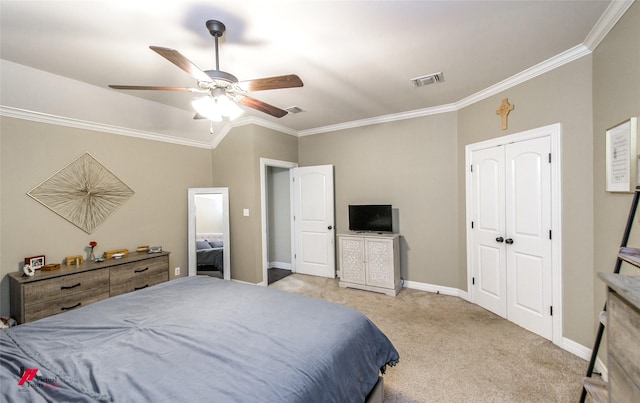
606 117 638 192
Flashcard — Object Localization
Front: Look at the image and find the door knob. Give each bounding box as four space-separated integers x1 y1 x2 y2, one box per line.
328 225 333 230
496 237 504 243
505 238 514 244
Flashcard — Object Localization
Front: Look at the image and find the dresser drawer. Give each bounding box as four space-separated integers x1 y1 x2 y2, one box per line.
24 290 110 323
608 290 640 401
109 255 169 296
22 270 110 322
24 270 109 305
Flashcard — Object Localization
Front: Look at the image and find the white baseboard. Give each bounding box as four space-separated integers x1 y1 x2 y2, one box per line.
560 337 592 361
268 262 292 271
402 279 467 299
402 278 598 367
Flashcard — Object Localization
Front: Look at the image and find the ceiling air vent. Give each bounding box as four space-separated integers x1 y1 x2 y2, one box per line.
284 106 304 114
411 72 444 88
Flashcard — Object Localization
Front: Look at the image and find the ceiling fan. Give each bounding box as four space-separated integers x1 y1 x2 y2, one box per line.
109 20 303 122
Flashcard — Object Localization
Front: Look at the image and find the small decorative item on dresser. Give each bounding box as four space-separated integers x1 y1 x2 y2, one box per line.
24 255 45 270
89 241 98 261
136 245 149 253
41 263 61 271
22 264 35 277
0 317 17 328
148 246 162 254
104 249 129 259
65 255 84 266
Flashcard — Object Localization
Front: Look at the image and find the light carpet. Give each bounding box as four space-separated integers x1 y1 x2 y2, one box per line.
270 274 587 402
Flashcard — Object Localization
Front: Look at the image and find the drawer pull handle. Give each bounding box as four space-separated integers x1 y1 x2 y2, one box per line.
61 283 81 290
61 302 81 311
134 267 149 273
135 284 149 291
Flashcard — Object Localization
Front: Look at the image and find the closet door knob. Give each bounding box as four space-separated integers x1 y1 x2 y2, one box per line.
505 238 514 245
496 237 504 243
328 225 333 230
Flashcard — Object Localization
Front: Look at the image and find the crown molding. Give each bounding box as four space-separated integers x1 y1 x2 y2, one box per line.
0 106 214 149
583 0 635 50
211 115 298 148
298 103 458 136
455 44 591 109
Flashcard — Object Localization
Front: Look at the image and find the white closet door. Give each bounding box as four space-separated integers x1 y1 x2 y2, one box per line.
470 146 507 317
505 136 552 339
470 135 552 341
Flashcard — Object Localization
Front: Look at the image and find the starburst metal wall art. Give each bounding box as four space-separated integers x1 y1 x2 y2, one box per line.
27 153 134 234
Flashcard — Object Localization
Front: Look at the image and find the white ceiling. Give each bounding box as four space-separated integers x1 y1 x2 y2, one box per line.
0 1 627 145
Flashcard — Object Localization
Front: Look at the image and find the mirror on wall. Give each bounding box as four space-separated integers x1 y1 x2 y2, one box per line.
188 188 230 279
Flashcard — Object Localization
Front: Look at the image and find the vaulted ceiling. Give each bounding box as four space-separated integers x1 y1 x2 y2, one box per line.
0 1 628 146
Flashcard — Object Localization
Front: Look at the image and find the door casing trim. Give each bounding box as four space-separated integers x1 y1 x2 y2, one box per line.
465 123 562 345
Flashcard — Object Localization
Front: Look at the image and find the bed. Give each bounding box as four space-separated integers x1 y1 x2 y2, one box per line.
196 232 224 273
1 276 398 402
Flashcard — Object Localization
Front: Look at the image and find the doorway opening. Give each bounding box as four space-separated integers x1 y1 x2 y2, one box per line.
260 158 297 286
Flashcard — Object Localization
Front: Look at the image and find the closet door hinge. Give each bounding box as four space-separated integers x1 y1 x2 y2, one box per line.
471 221 474 229
470 165 473 173
549 230 552 240
472 277 475 285
548 153 552 163
550 306 553 316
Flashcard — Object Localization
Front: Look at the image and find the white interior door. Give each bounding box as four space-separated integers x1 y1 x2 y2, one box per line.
469 135 553 340
292 165 335 278
470 146 507 317
505 136 552 339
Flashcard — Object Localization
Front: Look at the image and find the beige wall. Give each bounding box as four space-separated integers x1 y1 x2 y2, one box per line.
457 56 595 345
592 2 640 357
211 124 298 283
298 113 459 287
0 117 213 316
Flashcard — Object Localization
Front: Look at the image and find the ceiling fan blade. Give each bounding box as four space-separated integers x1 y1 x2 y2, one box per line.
238 96 288 118
237 74 303 92
109 85 203 92
149 46 212 83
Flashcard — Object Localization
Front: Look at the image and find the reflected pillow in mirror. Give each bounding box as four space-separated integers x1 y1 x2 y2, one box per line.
209 241 223 248
196 241 212 250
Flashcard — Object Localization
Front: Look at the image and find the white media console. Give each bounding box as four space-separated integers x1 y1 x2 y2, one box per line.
337 233 401 296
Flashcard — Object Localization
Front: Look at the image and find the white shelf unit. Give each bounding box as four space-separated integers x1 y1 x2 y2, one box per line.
337 233 401 296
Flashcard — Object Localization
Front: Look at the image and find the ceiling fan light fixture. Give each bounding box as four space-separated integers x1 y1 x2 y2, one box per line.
191 93 243 122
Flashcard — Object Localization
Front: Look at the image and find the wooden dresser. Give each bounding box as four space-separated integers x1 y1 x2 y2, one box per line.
9 251 170 324
598 273 640 402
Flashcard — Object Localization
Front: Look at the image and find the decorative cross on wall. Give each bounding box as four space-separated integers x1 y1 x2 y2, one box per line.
496 98 514 130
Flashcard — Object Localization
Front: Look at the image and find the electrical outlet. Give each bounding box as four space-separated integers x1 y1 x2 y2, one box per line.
174 267 181 276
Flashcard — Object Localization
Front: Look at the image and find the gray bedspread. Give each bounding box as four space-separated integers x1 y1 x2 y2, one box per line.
1 276 398 402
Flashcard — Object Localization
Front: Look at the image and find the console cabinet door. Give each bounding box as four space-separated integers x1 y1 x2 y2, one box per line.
365 238 395 289
339 236 366 285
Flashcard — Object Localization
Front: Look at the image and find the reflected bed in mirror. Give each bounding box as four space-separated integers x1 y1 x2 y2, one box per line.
188 188 230 279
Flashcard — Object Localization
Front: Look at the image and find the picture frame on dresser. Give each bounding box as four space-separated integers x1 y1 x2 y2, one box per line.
24 255 45 270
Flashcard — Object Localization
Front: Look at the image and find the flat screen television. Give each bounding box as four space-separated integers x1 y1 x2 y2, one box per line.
348 204 393 233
